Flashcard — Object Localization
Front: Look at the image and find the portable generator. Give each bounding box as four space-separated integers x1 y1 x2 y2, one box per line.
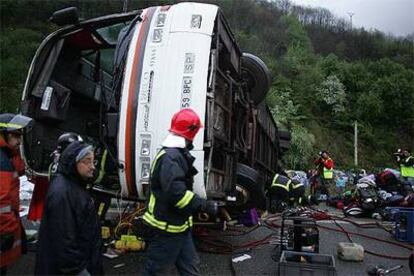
280 212 319 254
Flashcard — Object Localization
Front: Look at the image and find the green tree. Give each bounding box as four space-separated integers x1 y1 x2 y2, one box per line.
283 125 315 170
0 28 42 112
316 75 347 115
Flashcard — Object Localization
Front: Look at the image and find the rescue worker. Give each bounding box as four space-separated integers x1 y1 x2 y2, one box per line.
35 141 103 275
268 174 313 213
268 173 291 212
395 148 414 187
0 113 32 274
142 108 218 275
314 150 334 198
49 132 83 180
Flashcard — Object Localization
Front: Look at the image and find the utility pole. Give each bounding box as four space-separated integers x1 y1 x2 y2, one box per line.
354 120 358 168
348 12 355 30
123 0 129 12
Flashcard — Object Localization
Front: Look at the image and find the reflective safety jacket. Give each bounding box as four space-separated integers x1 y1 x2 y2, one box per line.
271 174 305 202
322 158 334 179
271 174 291 195
143 147 205 234
0 137 24 268
315 157 334 179
400 156 414 178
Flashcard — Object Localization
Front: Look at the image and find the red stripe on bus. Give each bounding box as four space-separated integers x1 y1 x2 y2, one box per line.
125 11 149 196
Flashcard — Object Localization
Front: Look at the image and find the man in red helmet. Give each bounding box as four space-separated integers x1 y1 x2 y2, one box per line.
142 108 218 275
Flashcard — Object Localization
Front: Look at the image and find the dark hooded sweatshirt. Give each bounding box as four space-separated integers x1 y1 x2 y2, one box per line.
35 142 102 275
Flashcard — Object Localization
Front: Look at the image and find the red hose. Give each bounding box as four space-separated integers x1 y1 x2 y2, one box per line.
264 209 413 260
317 221 412 260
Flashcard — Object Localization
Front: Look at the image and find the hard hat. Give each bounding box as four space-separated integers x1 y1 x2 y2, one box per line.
0 113 32 134
169 108 202 141
57 132 83 152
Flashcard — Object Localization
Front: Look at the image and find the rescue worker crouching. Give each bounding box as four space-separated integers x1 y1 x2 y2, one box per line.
142 108 218 276
268 173 315 213
0 113 32 274
49 132 84 180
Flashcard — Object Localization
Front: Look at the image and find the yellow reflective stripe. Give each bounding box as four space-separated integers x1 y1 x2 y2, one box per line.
271 174 280 186
151 149 166 175
97 203 105 216
272 174 291 192
149 193 156 214
94 149 108 184
299 197 302 204
0 123 23 129
143 212 192 233
292 182 304 189
175 191 194 209
143 212 167 229
167 224 190 233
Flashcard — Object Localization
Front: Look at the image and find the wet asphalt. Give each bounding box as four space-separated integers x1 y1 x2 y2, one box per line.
9 204 413 276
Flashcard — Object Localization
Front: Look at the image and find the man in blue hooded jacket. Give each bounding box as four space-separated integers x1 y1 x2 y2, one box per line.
35 141 103 275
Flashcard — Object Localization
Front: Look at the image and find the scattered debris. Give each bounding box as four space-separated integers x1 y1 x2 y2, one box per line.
367 264 403 275
113 263 125 269
103 248 120 259
232 254 251 263
337 242 364 262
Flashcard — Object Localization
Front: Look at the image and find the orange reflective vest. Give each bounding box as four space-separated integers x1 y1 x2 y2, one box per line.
0 137 23 268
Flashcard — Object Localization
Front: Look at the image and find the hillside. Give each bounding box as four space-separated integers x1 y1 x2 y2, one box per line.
1 0 413 171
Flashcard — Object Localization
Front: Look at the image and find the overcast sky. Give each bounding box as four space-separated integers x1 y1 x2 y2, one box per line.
288 0 414 37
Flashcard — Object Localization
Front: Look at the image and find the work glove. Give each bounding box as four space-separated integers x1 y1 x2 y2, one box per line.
201 200 218 216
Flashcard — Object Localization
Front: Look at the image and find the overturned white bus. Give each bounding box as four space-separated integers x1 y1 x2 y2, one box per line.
21 2 290 212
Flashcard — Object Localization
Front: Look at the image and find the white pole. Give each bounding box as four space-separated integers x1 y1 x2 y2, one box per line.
348 12 354 30
123 0 129 12
354 120 358 167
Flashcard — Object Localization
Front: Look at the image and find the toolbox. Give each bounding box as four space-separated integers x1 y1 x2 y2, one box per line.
392 207 414 243
279 250 336 276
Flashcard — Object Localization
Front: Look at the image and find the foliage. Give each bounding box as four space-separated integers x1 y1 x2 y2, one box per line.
316 75 347 115
0 28 43 112
283 125 315 169
267 86 304 126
